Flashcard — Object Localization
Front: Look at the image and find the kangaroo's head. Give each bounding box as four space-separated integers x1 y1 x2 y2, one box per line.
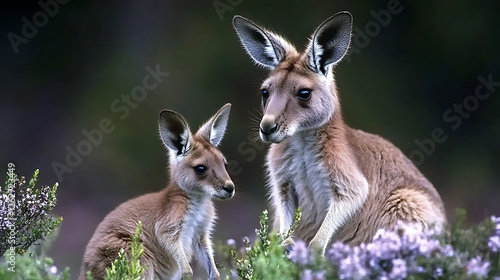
233 12 352 143
159 103 234 200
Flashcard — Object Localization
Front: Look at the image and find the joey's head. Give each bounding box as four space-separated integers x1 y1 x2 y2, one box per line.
158 104 234 200
233 12 352 143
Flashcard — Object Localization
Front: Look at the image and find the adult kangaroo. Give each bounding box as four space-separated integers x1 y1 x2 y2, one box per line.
233 12 446 254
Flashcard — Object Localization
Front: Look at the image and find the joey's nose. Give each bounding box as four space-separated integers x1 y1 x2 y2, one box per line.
260 122 278 136
222 181 235 195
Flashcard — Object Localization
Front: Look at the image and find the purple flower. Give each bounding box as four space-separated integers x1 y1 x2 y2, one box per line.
327 241 351 265
301 269 326 280
488 236 500 252
388 259 407 280
434 267 443 277
289 240 310 265
226 238 236 247
301 269 313 280
466 256 490 277
492 216 500 235
338 251 369 280
417 238 441 257
229 269 238 279
312 270 326 280
399 228 423 253
369 229 401 260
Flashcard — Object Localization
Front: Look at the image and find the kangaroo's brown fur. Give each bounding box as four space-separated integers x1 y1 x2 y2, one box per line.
233 12 445 253
80 104 234 279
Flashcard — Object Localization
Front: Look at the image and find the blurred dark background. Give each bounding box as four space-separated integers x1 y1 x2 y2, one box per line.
1 0 499 277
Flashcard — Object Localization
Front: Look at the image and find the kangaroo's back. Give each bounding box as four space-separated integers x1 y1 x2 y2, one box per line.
331 127 446 244
80 188 182 279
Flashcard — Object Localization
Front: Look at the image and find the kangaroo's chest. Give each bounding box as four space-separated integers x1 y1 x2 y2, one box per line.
268 135 333 218
179 201 212 259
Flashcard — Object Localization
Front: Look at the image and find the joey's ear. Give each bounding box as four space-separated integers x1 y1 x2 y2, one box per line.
307 11 353 76
158 110 192 156
197 103 231 147
233 15 294 69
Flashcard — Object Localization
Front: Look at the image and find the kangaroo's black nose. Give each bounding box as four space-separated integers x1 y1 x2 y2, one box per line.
260 123 278 136
222 182 235 194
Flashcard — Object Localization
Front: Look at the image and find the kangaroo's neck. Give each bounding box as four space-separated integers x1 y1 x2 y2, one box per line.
164 182 210 206
318 106 348 144
287 105 348 150
288 104 366 190
319 107 368 198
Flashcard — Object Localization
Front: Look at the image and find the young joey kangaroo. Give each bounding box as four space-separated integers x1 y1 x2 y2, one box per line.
80 104 234 280
233 12 446 254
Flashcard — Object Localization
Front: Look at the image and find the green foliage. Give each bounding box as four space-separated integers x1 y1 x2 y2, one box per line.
445 209 495 257
0 167 68 279
230 209 302 280
2 167 499 280
101 221 147 280
223 209 500 280
0 253 70 280
0 229 70 280
0 167 62 255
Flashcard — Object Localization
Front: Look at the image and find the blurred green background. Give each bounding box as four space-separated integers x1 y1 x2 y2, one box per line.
1 0 499 276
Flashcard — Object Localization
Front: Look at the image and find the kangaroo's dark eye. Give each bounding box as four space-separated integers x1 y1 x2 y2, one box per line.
261 89 269 98
261 89 270 107
194 165 207 175
261 89 269 99
297 89 312 101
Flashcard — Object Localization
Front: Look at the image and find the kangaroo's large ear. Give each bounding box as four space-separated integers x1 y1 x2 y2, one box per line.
307 12 352 76
159 110 192 156
233 16 294 69
197 103 231 147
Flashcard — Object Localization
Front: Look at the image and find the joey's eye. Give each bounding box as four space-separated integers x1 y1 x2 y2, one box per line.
194 165 207 175
261 89 269 99
297 89 312 101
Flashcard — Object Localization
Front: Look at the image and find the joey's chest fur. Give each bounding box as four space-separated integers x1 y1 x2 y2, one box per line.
178 198 213 258
268 131 333 222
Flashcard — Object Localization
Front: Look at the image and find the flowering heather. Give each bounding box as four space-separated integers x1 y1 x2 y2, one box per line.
489 236 500 253
0 168 61 255
388 258 407 280
489 216 500 253
337 247 369 280
289 240 309 265
228 209 500 280
293 218 499 280
300 269 326 280
466 256 490 277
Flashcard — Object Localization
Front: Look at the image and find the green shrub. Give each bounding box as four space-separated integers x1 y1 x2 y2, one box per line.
3 166 500 280
0 166 68 279
0 227 70 280
97 221 147 280
0 167 62 255
224 209 500 280
229 209 302 280
0 251 70 280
